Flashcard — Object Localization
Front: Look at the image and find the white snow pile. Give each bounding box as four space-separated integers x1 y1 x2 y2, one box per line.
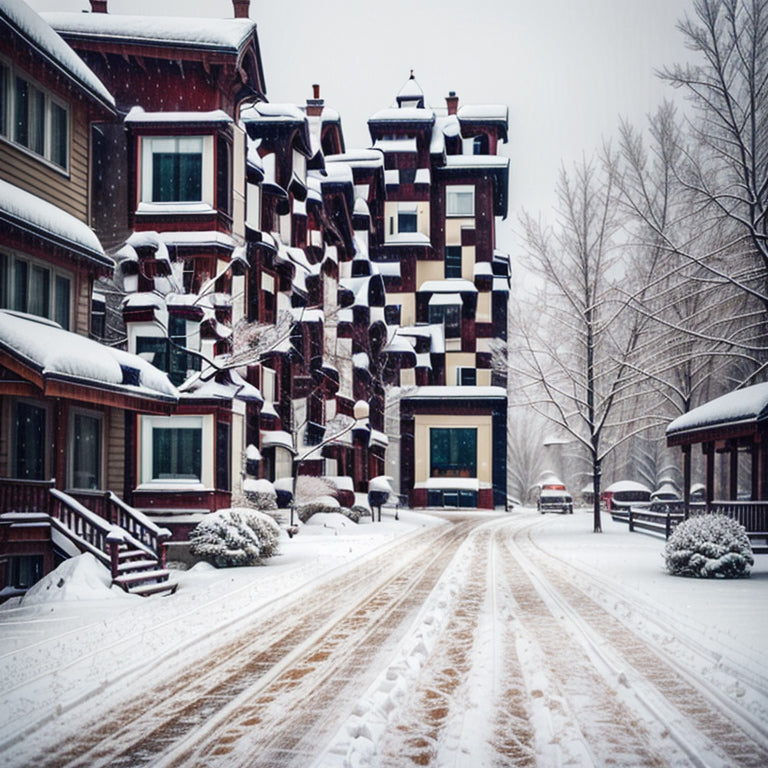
21 553 128 606
188 507 281 567
664 514 754 578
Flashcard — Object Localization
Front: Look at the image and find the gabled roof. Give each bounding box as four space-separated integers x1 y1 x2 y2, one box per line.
42 12 258 54
666 383 768 445
0 1 114 111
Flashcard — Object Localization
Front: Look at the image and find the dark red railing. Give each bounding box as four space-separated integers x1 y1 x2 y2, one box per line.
1 479 171 576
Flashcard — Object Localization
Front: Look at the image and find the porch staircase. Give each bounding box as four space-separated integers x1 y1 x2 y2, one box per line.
1 481 177 597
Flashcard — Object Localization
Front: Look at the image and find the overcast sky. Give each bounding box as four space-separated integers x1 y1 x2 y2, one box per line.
27 0 696 244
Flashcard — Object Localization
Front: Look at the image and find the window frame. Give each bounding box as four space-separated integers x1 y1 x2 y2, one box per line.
12 399 50 481
0 58 70 173
428 303 461 338
68 408 103 490
429 427 478 478
444 246 462 279
0 251 72 329
139 414 208 488
139 135 214 208
446 185 475 217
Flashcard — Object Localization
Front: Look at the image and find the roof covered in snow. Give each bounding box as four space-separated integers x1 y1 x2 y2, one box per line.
42 12 258 54
402 386 507 400
666 382 768 444
2 1 114 110
0 179 111 269
0 310 177 407
125 107 233 125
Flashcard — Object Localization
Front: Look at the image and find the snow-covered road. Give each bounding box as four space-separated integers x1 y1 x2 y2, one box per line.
1 509 766 767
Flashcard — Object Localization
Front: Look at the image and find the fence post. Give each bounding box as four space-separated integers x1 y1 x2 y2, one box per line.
628 508 634 532
665 510 671 539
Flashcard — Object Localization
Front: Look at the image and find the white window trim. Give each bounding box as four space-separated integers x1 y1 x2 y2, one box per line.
138 414 213 489
139 135 214 207
446 185 475 217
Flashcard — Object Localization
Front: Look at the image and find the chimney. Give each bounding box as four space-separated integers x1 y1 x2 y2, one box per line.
90 0 108 12
233 0 250 18
446 90 459 116
306 83 324 117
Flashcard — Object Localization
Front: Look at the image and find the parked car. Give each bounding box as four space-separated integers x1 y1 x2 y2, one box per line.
538 489 573 514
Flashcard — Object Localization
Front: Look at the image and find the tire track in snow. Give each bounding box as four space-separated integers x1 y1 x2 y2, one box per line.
370 519 537 768
5 521 457 768
510 517 768 768
158 518 479 768
498 520 674 767
521 514 768 733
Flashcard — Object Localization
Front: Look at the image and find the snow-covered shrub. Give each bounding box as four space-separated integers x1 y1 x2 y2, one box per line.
664 514 753 578
294 476 340 523
341 506 361 523
241 477 278 511
189 508 280 567
296 496 340 523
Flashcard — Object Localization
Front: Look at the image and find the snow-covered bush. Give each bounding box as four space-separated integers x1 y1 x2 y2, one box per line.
341 506 361 523
664 514 754 578
241 477 278 511
296 496 340 523
189 508 280 567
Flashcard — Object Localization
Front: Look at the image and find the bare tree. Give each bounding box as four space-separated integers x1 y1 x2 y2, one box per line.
660 0 768 314
502 155 649 532
617 102 767 418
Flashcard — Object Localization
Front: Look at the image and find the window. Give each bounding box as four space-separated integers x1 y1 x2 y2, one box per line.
140 136 212 205
136 317 200 387
398 210 417 233
9 555 43 589
429 303 461 338
0 253 71 328
430 427 477 478
446 185 474 217
216 421 230 491
14 401 47 480
146 418 203 482
445 246 462 279
457 367 476 386
70 411 102 489
0 63 69 170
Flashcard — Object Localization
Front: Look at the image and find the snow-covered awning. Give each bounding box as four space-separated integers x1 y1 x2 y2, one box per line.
0 180 110 269
417 478 480 491
428 293 462 307
0 310 177 411
260 430 296 454
419 279 477 293
667 382 768 445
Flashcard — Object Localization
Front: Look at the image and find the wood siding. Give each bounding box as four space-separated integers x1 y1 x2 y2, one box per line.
0 101 91 224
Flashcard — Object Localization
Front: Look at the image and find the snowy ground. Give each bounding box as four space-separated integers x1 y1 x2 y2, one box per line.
0 508 766 767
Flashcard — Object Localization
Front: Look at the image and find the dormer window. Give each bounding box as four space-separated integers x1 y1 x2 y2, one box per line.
139 136 213 207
